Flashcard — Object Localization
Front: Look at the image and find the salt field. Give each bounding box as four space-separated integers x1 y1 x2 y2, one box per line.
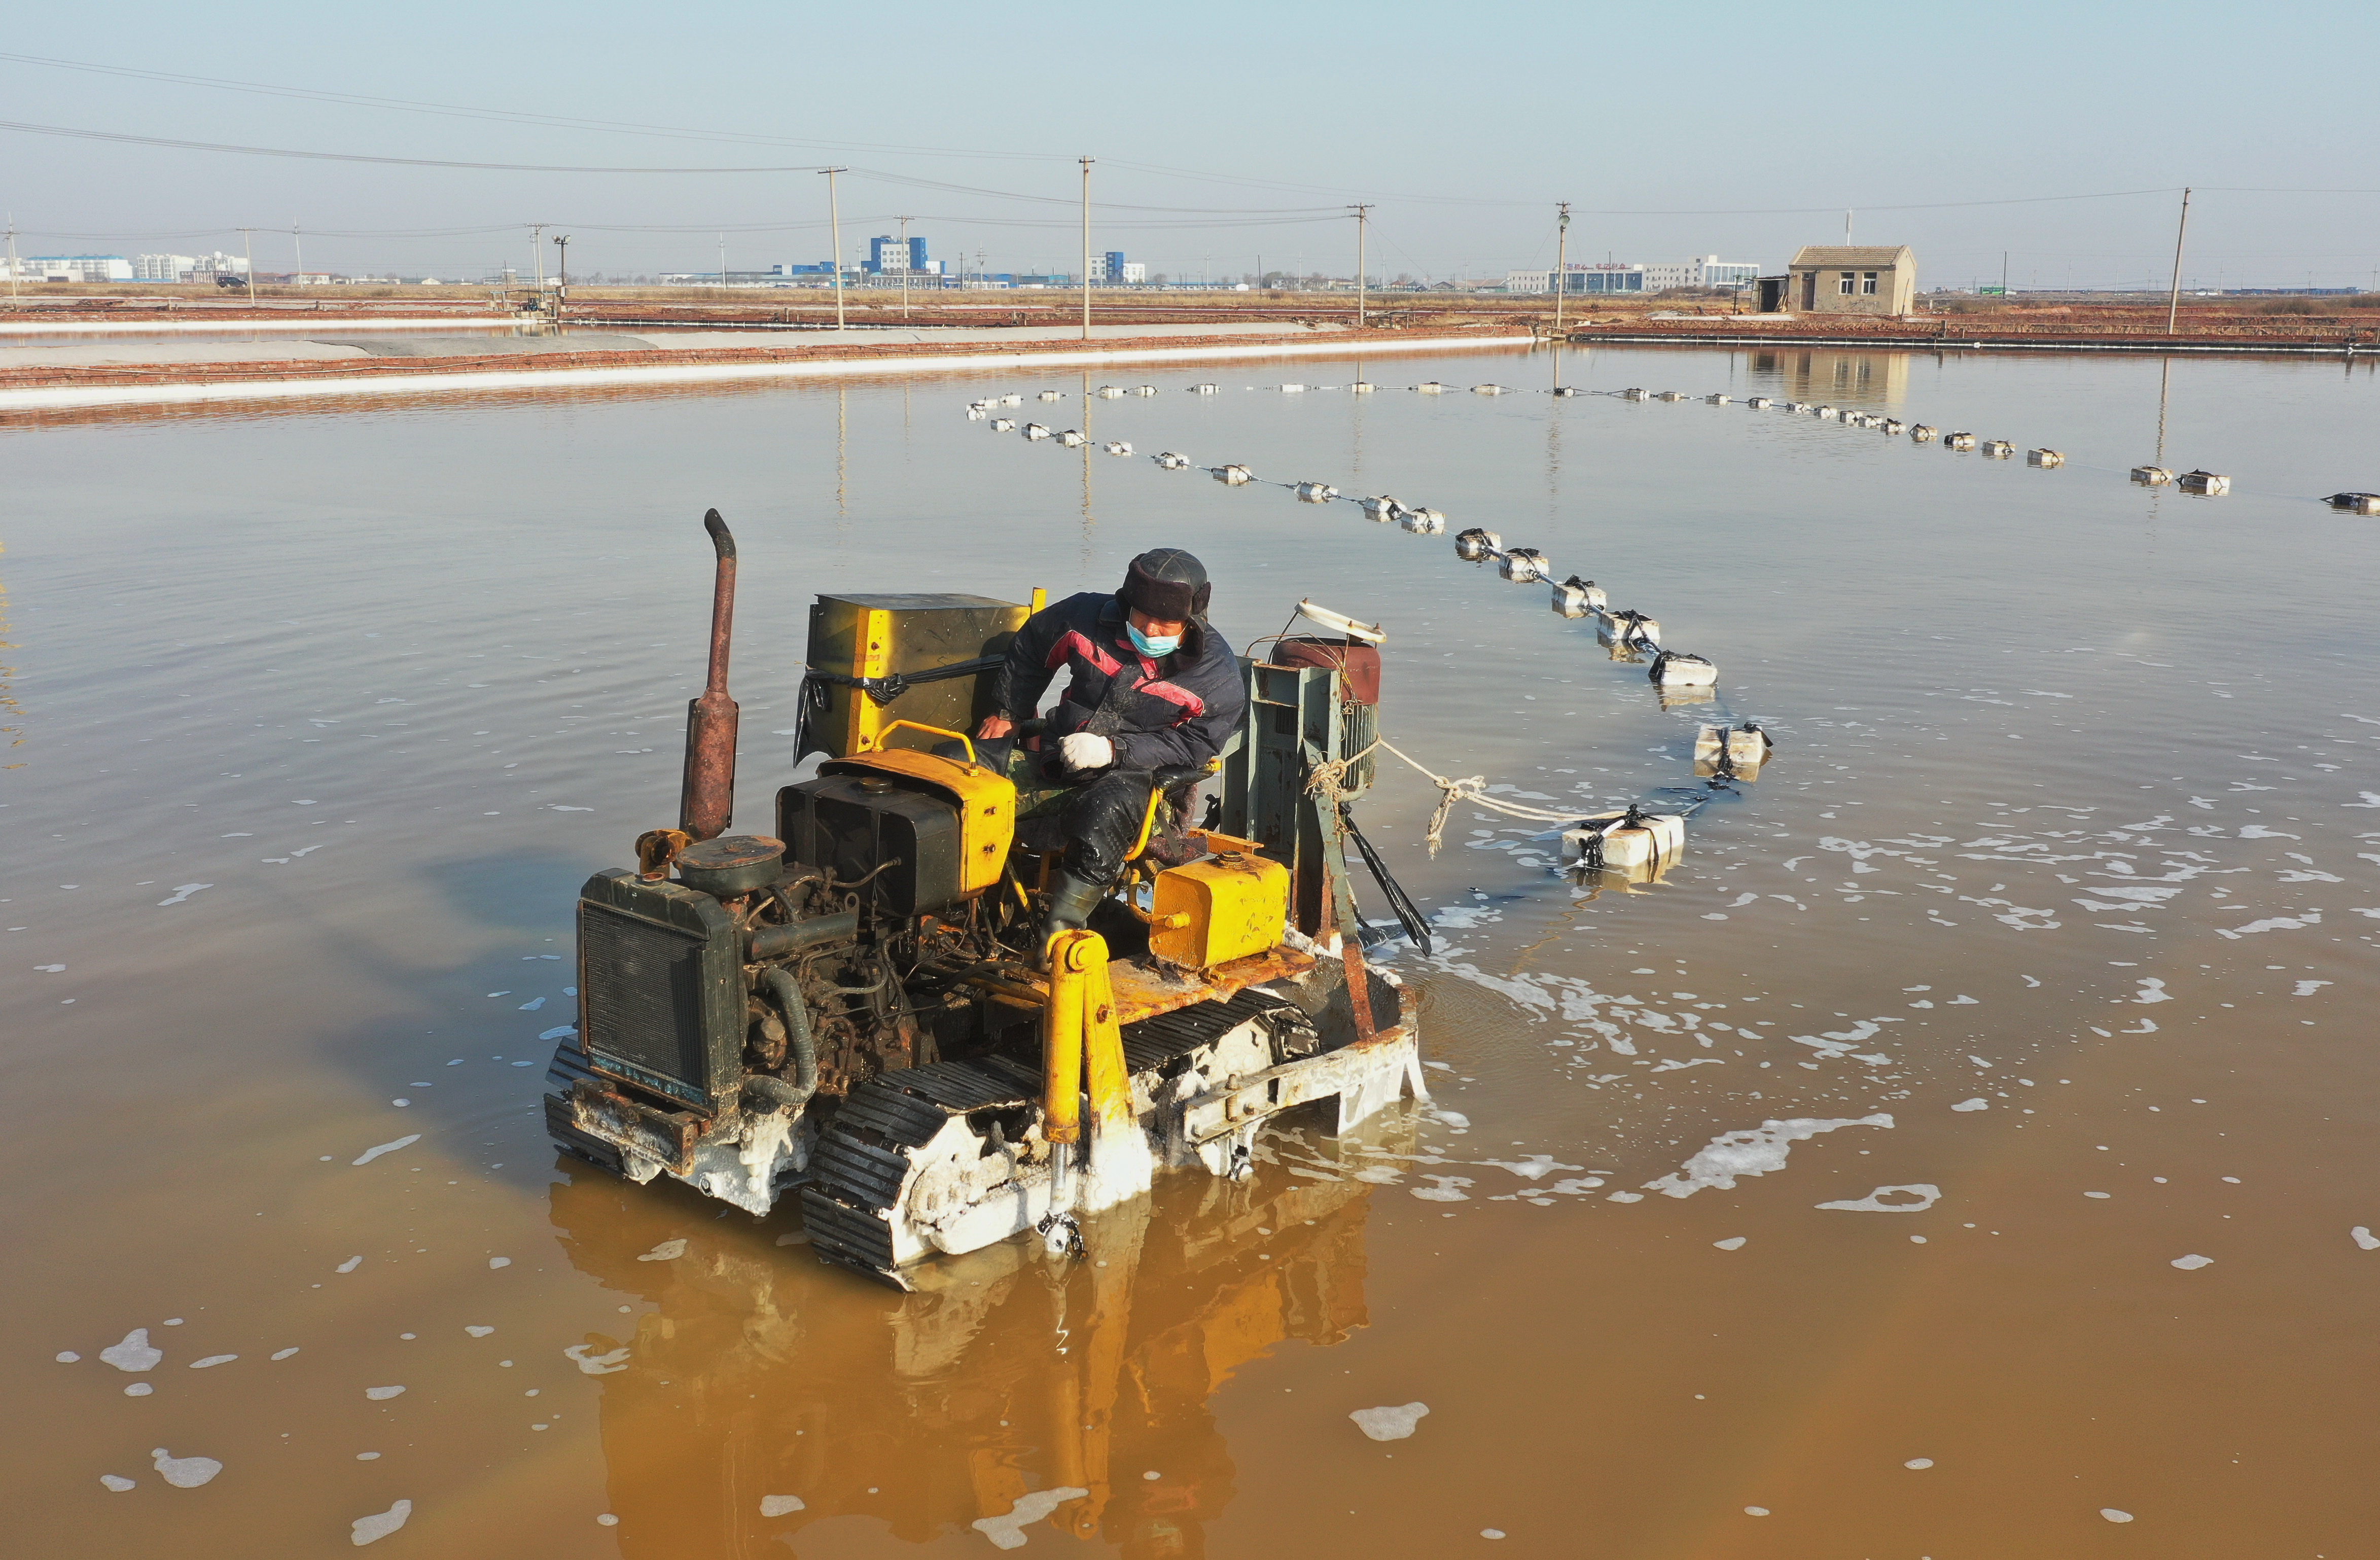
4 342 2376 1557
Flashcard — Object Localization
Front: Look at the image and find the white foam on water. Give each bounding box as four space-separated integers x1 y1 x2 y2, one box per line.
336 1256 364 1274
2171 1254 2214 1270
101 1329 162 1372
151 1448 222 1487
2353 1227 2379 1251
189 1355 237 1369
157 884 212 907
1713 1237 1747 1251
1481 1529 1506 1539
2294 980 2331 996
56 1351 80 1363
565 1344 631 1375
538 1025 576 1041
124 1382 154 1396
100 1475 136 1492
1646 1115 1894 1198
1817 1184 1941 1214
1951 1098 1988 1112
596 1514 619 1526
364 1385 406 1400
636 1238 688 1262
1905 1458 1934 1470
1744 1506 1770 1516
487 1257 510 1269
1411 1176 1473 1202
1349 1403 1429 1441
759 1495 806 1516
2101 1508 2134 1523
351 1135 420 1166
351 1500 413 1545
972 1487 1092 1549
519 998 545 1011
1478 1155 1579 1180
465 1326 494 1337
271 1348 300 1360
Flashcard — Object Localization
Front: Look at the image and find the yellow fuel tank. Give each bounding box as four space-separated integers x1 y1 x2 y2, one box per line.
1149 849 1290 969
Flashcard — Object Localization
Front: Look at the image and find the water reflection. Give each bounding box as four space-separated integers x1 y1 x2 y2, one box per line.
1746 346 1909 406
550 1121 1393 1556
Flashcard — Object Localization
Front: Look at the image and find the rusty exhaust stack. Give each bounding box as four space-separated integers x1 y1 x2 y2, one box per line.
677 508 739 842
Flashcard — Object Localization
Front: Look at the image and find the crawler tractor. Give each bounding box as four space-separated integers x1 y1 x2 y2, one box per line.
544 513 1426 1286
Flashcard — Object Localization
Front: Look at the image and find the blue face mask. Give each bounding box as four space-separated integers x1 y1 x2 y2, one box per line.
1127 620 1180 658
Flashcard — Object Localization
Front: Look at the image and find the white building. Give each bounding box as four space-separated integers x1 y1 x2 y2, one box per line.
133 253 201 280
21 254 134 282
1641 255 1761 292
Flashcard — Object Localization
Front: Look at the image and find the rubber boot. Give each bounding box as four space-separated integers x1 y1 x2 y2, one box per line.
1034 869 1111 965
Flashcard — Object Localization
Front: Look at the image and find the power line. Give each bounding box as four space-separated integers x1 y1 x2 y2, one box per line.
0 117 828 173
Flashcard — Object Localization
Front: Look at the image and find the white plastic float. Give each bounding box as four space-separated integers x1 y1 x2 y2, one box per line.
1397 507 1446 535
1023 422 1052 441
1213 464 1254 485
1550 576 1606 618
1498 548 1551 584
1293 481 1338 504
1152 451 1190 470
2178 470 2230 495
2028 448 2064 468
1453 527 1502 562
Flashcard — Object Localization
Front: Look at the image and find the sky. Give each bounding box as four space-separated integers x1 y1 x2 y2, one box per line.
4 0 2375 290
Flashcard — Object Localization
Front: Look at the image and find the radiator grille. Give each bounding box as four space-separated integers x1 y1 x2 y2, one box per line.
580 903 709 1094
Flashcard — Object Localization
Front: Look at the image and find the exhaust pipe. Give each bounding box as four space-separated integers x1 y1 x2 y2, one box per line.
678 509 739 842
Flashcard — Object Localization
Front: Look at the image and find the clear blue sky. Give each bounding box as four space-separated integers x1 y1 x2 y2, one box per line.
5 0 2373 289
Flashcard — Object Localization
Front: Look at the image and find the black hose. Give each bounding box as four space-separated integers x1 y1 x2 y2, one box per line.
757 966 819 1109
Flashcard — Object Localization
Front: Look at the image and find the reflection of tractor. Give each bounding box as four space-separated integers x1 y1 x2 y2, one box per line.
552 1140 1387 1555
545 512 1426 1286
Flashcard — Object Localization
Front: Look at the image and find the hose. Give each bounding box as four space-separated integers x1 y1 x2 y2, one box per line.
756 966 820 1110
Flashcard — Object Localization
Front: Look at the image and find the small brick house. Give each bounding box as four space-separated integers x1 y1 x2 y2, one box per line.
1778 246 1916 317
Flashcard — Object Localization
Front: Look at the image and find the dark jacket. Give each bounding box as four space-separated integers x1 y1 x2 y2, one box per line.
992 592 1246 770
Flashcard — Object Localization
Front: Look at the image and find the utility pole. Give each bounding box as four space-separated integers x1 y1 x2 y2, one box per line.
293 223 303 287
553 234 571 312
718 233 726 292
819 167 848 331
1553 201 1571 337
1349 204 1371 329
1079 156 1093 342
6 217 19 311
529 223 547 312
239 227 256 303
896 214 914 319
1844 208 1854 243
2165 187 2192 334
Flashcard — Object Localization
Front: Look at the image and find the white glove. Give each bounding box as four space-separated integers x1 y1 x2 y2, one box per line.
1060 732 1115 772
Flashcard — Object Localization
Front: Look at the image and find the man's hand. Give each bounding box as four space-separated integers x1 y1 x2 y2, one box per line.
1059 732 1114 773
976 715 1014 740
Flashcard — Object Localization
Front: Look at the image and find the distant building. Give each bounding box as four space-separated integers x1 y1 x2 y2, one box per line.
1641 255 1761 292
23 254 132 282
133 253 201 281
1778 246 1916 316
867 235 930 275
1087 250 1139 285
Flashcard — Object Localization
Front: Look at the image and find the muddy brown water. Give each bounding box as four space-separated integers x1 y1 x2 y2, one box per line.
3 347 2376 1557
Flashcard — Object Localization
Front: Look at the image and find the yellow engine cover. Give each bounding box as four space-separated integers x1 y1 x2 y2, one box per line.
1149 853 1289 969
822 747 1016 898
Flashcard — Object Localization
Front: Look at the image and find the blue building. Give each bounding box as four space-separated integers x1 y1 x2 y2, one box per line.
866 236 929 275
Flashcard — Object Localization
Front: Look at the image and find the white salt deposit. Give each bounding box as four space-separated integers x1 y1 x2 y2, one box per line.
124 1383 154 1397
2171 1254 2214 1270
150 1448 222 1487
636 1238 689 1262
1744 1506 1770 1516
565 1344 631 1375
2353 1227 2379 1251
1412 1176 1473 1202
1951 1098 1988 1112
1713 1237 1747 1251
487 1257 511 1269
1816 1184 1941 1214
57 1351 80 1363
190 1355 237 1369
351 1500 413 1545
1478 1155 1581 1180
2101 1508 2134 1523
364 1385 406 1400
519 998 545 1011
1645 1115 1894 1198
465 1326 495 1337
973 1487 1091 1549
759 1495 806 1516
1349 1403 1430 1441
1905 1458 1934 1469
336 1256 364 1274
539 1025 576 1041
596 1514 619 1526
156 884 212 907
351 1135 420 1166
271 1348 300 1360
101 1329 162 1372
100 1475 136 1492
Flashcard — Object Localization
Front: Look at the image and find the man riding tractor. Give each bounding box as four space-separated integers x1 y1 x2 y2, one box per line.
974 548 1247 952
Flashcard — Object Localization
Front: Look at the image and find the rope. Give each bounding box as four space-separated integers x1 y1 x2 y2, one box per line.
1306 733 1601 856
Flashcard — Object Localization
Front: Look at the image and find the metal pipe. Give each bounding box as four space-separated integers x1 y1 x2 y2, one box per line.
678 509 739 841
747 910 859 962
757 967 819 1105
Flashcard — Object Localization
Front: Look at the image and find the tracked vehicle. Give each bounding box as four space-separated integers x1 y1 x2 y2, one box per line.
545 512 1427 1286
